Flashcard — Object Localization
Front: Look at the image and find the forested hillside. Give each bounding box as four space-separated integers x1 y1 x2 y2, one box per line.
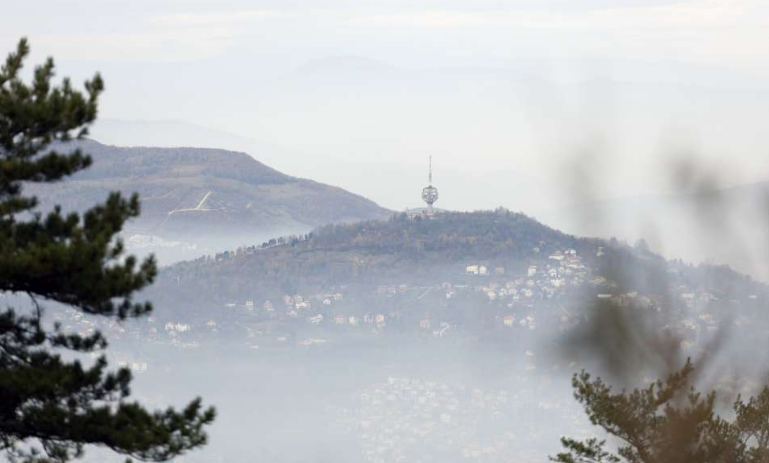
148 210 763 319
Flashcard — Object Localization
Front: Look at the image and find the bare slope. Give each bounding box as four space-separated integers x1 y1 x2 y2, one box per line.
30 140 391 259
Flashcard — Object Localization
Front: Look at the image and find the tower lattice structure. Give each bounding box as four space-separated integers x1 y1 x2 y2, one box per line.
421 156 439 215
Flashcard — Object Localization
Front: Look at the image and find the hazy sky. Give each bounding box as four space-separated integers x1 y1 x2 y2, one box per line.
3 0 769 211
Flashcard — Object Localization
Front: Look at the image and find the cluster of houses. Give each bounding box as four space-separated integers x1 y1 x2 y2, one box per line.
207 247 746 342
462 250 589 305
46 246 760 358
217 249 593 334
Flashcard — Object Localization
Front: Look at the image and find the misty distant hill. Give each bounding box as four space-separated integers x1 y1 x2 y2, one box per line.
542 181 769 281
149 209 763 317
30 140 391 261
90 119 269 154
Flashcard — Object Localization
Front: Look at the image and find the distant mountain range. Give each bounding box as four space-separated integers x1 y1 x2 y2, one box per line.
29 139 391 262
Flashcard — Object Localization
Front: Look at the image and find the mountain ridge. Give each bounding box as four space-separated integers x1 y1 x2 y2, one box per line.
29 139 391 262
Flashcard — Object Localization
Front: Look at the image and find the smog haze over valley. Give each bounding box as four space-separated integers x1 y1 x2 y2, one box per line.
4 2 769 463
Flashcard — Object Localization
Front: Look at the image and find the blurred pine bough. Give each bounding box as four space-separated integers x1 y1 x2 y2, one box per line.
553 157 769 462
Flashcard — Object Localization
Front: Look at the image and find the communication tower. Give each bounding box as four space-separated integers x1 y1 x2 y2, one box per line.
421 156 439 215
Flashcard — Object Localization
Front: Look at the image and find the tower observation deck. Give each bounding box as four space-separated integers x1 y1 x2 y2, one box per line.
421 156 439 215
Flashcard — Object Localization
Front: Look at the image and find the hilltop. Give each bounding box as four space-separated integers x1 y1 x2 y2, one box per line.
148 209 762 319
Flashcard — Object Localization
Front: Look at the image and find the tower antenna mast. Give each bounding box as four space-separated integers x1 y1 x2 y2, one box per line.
421 156 439 215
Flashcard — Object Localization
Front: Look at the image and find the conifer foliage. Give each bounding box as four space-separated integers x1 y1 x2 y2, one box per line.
552 361 769 463
0 39 214 462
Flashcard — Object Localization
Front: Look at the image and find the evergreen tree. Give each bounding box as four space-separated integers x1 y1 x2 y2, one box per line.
0 39 214 462
552 360 769 463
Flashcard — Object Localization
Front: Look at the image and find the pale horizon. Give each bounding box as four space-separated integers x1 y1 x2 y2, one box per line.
4 0 769 213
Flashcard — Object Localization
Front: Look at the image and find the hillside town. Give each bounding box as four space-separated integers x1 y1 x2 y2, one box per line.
47 242 761 379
